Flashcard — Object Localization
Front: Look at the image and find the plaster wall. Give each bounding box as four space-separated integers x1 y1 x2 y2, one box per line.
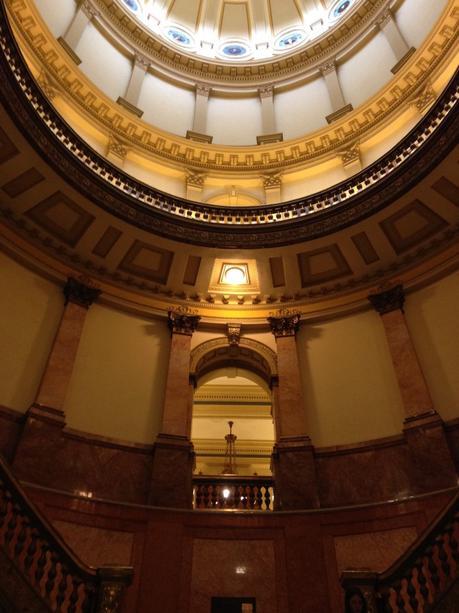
404 271 459 422
0 251 64 412
395 0 449 49
207 95 263 145
33 0 75 38
63 304 171 444
76 22 132 101
138 74 195 137
297 309 405 446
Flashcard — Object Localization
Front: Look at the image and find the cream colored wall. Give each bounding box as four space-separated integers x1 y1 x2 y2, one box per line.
339 31 396 110
395 0 449 49
138 74 195 137
207 96 263 145
33 0 75 38
76 23 132 101
0 251 64 412
297 309 405 447
64 304 170 444
405 272 459 422
275 77 332 138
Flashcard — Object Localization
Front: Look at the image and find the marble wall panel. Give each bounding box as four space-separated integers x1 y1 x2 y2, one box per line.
52 520 134 567
190 538 277 613
334 526 418 574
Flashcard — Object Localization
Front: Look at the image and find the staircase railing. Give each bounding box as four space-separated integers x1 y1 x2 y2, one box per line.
341 492 459 612
193 476 274 511
0 453 133 612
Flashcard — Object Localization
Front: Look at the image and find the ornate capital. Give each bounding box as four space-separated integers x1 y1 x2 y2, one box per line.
64 277 101 308
263 173 282 189
319 60 336 76
268 311 301 337
258 85 274 99
134 53 150 70
196 83 210 97
368 284 405 315
168 308 200 335
411 80 436 114
337 141 360 167
107 134 129 161
80 0 99 20
375 8 392 28
227 323 241 346
186 171 205 188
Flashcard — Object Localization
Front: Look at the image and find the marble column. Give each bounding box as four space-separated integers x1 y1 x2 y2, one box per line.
376 9 415 74
13 277 100 482
149 310 200 508
368 284 456 491
320 60 353 124
117 55 149 118
268 313 319 510
58 0 97 65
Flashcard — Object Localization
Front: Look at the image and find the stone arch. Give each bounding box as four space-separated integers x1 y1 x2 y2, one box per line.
190 337 277 387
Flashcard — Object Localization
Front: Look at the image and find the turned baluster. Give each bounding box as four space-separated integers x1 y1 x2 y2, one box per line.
427 544 441 598
248 485 255 509
56 566 70 611
416 558 430 606
406 567 419 612
67 578 81 613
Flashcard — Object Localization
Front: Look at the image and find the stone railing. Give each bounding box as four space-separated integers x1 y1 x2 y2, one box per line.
0 453 133 612
341 492 459 612
193 476 274 511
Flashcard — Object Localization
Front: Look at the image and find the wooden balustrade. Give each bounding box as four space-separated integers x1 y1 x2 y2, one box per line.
341 492 459 612
193 476 274 511
0 453 133 612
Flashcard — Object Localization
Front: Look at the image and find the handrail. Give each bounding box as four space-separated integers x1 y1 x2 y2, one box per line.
0 453 133 612
341 493 459 612
193 476 274 511
0 0 457 247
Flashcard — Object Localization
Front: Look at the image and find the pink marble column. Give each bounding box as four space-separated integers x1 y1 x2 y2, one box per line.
13 277 100 482
268 313 319 510
149 310 200 508
368 285 456 491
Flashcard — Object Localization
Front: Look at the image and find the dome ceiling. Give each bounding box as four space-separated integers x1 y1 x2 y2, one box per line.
120 0 359 62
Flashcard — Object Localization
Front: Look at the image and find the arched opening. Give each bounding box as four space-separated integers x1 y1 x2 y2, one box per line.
189 339 278 479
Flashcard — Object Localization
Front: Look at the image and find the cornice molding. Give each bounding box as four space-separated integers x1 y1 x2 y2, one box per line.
6 0 458 176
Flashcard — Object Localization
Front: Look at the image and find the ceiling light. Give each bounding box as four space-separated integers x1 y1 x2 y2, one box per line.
220 263 249 286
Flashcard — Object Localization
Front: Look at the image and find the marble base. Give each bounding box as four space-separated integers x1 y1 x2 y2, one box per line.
271 436 319 510
12 403 66 483
149 434 195 509
403 411 457 493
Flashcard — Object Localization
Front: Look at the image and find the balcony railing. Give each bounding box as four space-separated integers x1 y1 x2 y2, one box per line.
341 492 459 612
0 453 133 612
193 476 274 511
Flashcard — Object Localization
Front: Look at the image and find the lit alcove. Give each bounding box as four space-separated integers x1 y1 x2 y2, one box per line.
191 367 275 477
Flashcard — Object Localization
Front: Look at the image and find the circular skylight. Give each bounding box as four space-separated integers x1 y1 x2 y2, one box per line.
275 30 307 50
165 26 193 48
220 42 250 59
330 0 354 20
122 0 140 14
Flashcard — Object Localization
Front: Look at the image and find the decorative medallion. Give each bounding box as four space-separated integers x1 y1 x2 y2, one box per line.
330 0 355 21
275 30 306 50
164 26 194 48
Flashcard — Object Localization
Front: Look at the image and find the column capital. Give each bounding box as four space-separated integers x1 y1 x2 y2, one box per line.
134 53 150 70
374 7 392 29
368 284 405 315
63 277 101 308
168 309 200 335
319 59 336 76
196 83 211 97
268 311 301 337
258 85 274 99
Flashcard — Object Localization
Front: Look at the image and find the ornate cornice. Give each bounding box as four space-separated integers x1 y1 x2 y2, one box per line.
6 0 458 176
368 284 405 315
